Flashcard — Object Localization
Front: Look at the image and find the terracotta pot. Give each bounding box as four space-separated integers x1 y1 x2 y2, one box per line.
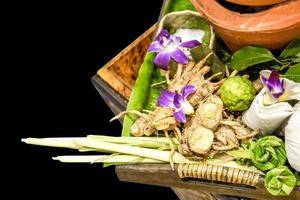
190 0 300 52
226 0 288 6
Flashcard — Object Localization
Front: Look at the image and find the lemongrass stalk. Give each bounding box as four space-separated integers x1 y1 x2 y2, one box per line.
22 138 106 152
87 135 178 149
87 135 179 145
76 139 192 163
22 137 190 163
53 154 166 164
22 136 178 150
21 138 79 149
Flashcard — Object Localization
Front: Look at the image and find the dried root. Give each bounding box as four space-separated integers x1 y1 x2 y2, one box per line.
114 56 258 161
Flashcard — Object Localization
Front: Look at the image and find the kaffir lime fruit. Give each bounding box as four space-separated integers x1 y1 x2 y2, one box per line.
220 76 256 111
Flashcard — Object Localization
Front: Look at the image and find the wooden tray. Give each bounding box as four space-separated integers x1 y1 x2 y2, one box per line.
93 25 300 200
97 24 157 101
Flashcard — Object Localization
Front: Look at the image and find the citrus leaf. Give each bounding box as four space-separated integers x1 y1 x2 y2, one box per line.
283 63 300 82
230 46 275 71
280 38 300 58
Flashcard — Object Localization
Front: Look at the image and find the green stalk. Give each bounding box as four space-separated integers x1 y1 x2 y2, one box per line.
145 66 165 110
21 138 81 149
74 139 191 163
23 135 179 150
88 135 179 145
53 154 166 164
22 137 190 163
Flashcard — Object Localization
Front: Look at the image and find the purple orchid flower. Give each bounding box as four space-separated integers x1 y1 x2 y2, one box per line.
148 29 201 70
158 85 196 123
261 70 285 99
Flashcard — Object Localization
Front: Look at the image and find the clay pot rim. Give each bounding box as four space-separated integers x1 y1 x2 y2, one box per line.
196 0 300 32
225 0 289 6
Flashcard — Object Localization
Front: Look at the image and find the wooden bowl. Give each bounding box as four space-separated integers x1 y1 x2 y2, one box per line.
226 0 288 6
191 0 300 52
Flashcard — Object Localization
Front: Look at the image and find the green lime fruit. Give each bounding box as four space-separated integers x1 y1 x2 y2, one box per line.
220 76 256 111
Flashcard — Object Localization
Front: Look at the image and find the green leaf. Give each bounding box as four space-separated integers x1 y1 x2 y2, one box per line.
295 172 300 186
294 56 300 63
280 38 300 58
283 63 300 82
250 136 287 172
145 65 165 110
215 36 232 63
226 149 251 159
163 0 196 14
191 45 225 79
230 46 276 71
264 166 296 196
122 52 156 136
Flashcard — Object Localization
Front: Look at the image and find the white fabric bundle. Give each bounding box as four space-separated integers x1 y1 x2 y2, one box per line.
242 88 294 135
285 102 300 171
174 28 205 44
242 70 300 135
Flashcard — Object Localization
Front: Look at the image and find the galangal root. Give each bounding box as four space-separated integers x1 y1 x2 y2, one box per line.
128 53 219 137
178 94 258 159
112 53 258 161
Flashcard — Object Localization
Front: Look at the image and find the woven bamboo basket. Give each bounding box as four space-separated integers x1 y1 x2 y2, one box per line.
97 24 156 101
177 163 260 187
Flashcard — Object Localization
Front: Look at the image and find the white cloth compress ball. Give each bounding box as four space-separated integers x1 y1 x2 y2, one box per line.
285 104 300 171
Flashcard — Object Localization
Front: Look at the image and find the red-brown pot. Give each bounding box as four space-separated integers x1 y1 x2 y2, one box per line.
226 0 288 6
190 0 300 52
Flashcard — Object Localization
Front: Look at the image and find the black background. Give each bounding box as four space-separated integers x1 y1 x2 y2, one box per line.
9 1 178 199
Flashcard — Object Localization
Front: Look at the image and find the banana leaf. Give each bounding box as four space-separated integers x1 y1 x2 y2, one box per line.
162 0 196 15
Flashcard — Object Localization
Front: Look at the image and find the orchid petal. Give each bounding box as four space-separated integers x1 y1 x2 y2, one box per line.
272 91 284 99
180 40 201 48
278 78 300 101
261 70 285 100
181 99 194 115
182 85 196 99
154 52 171 69
173 93 184 109
261 75 271 90
148 41 163 53
268 71 281 88
157 30 171 47
271 79 285 99
156 29 170 43
170 49 188 64
173 36 182 45
158 90 176 108
174 110 186 123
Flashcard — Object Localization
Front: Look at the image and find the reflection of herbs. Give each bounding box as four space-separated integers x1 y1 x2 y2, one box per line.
229 38 300 82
